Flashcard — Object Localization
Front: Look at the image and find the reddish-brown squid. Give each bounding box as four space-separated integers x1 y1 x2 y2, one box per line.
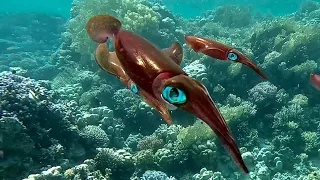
184 35 268 80
310 73 320 90
85 14 267 173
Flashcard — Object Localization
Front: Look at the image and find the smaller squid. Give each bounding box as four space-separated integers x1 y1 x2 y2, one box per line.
184 35 268 80
94 42 183 125
310 72 320 90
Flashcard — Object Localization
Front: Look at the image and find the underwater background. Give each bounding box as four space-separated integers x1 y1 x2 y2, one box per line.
1 0 320 179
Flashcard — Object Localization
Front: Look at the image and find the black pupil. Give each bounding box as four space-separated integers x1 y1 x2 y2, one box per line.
169 88 179 99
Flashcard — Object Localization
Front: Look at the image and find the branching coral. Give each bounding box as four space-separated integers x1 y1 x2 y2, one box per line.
301 131 320 155
273 104 305 131
250 16 320 86
289 94 309 107
306 170 320 180
137 135 164 152
289 60 317 79
220 94 257 124
193 168 226 180
213 5 253 28
67 0 162 55
250 18 296 59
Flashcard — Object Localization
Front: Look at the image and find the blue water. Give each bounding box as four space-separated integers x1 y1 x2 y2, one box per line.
162 0 310 18
1 0 316 18
0 0 72 17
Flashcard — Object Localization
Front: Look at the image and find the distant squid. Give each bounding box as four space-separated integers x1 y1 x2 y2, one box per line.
85 14 266 173
310 73 320 90
184 35 268 80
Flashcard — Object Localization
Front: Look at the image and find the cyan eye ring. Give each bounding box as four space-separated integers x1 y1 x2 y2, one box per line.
130 83 138 94
227 52 238 61
162 86 186 105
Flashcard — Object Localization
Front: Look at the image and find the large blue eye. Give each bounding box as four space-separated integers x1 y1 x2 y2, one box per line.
162 86 186 105
227 52 238 61
130 83 138 94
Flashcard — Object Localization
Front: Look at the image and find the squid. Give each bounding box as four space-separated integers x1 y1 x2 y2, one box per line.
94 42 183 125
310 73 320 90
86 14 249 173
184 35 268 80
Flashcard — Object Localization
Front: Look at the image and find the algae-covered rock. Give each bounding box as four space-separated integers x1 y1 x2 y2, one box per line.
177 120 215 148
94 148 134 179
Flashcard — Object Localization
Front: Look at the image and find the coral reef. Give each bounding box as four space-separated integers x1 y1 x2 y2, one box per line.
0 72 80 179
193 168 226 180
2 1 320 180
140 170 176 180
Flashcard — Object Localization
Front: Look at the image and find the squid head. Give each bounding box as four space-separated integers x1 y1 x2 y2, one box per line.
87 15 121 43
152 72 249 173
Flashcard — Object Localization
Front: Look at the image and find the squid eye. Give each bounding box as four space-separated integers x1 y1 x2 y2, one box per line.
227 52 238 61
130 83 138 94
162 86 186 105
